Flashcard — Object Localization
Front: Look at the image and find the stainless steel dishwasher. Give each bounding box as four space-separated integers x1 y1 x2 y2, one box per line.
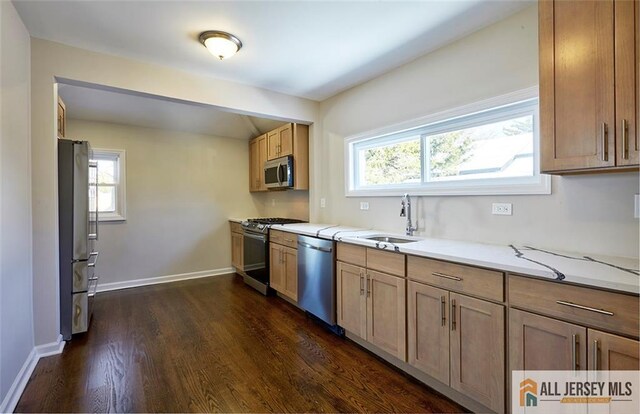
297 235 338 329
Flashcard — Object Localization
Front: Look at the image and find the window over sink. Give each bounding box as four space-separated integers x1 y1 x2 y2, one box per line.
91 148 126 221
345 88 550 196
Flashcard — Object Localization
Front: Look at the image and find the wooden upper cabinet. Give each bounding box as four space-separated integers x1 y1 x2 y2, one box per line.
615 0 639 166
57 96 66 139
249 134 268 192
267 130 280 160
278 124 293 157
540 0 639 173
588 329 640 370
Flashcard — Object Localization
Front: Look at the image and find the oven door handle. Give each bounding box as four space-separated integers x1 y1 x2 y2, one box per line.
243 232 267 242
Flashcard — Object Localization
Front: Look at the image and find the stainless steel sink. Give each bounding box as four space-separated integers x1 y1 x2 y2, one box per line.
362 235 418 244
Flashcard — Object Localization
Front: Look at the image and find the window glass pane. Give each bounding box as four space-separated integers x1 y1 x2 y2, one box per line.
358 136 421 186
97 185 116 213
97 159 116 184
426 114 534 182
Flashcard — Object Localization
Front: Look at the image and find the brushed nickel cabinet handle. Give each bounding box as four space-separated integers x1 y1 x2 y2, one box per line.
366 274 371 297
556 300 614 316
572 334 578 371
359 271 364 295
593 339 599 370
284 238 294 243
602 122 608 162
432 272 462 282
451 299 456 331
440 296 446 327
622 119 629 159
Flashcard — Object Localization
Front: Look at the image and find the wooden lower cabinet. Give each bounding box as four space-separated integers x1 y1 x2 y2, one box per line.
450 293 504 413
510 308 587 371
407 281 450 385
337 262 406 361
588 329 640 370
337 262 366 338
367 270 406 361
408 281 505 413
231 232 243 271
269 243 298 301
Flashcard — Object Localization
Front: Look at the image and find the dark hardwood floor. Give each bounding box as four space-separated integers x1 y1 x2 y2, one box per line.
16 274 467 413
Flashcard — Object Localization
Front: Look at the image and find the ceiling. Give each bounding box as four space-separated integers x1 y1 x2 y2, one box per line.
58 84 284 139
13 0 532 101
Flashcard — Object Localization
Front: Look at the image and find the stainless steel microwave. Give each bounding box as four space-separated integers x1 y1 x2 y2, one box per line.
264 155 293 189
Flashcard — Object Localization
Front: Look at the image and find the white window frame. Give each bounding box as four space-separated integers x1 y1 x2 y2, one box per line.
345 87 551 197
92 148 126 221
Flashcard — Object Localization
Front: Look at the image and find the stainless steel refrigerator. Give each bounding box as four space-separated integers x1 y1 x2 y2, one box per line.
58 139 99 340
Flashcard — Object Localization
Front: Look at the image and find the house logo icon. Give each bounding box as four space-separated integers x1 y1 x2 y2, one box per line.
520 378 538 407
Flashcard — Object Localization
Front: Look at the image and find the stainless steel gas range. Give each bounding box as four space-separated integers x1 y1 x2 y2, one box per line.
240 218 305 294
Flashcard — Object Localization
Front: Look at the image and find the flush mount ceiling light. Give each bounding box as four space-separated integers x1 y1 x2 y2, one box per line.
199 30 242 60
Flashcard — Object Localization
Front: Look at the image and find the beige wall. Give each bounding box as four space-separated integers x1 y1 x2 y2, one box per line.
31 38 318 346
0 0 34 407
316 6 640 258
66 119 308 285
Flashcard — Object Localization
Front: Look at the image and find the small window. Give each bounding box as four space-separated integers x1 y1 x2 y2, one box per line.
91 149 126 221
346 92 550 196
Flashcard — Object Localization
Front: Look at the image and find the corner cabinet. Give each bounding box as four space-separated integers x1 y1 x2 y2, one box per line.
249 123 309 192
539 0 639 173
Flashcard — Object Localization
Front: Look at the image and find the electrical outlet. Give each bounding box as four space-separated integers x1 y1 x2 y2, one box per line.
492 202 512 216
360 202 369 211
320 198 326 208
635 194 640 219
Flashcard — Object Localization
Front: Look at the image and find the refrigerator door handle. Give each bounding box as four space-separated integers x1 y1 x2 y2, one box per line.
87 251 99 268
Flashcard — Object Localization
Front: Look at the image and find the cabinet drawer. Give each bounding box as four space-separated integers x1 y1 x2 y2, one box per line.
366 248 405 277
337 243 366 267
270 229 297 249
407 256 503 302
509 275 640 338
230 221 242 234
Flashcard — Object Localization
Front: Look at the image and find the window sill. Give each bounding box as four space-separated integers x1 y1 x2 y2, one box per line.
98 212 126 222
346 175 551 197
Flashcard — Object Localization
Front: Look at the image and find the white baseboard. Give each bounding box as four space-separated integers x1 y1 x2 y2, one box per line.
0 336 65 413
96 267 235 293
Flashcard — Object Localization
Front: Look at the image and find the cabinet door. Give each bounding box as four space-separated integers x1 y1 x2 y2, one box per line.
267 130 280 160
450 293 505 413
269 243 283 292
588 329 640 370
540 0 616 172
231 232 243 270
510 308 587 371
249 139 259 191
615 0 639 166
278 123 293 157
282 246 298 301
336 262 366 339
407 281 449 385
258 135 268 190
366 270 406 361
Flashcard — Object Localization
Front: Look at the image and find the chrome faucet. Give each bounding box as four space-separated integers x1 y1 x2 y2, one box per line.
400 193 417 236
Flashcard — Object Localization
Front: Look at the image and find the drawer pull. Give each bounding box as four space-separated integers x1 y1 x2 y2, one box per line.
432 272 462 282
284 238 294 243
556 300 614 316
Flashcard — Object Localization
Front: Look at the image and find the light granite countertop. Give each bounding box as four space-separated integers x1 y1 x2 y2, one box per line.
270 223 640 295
